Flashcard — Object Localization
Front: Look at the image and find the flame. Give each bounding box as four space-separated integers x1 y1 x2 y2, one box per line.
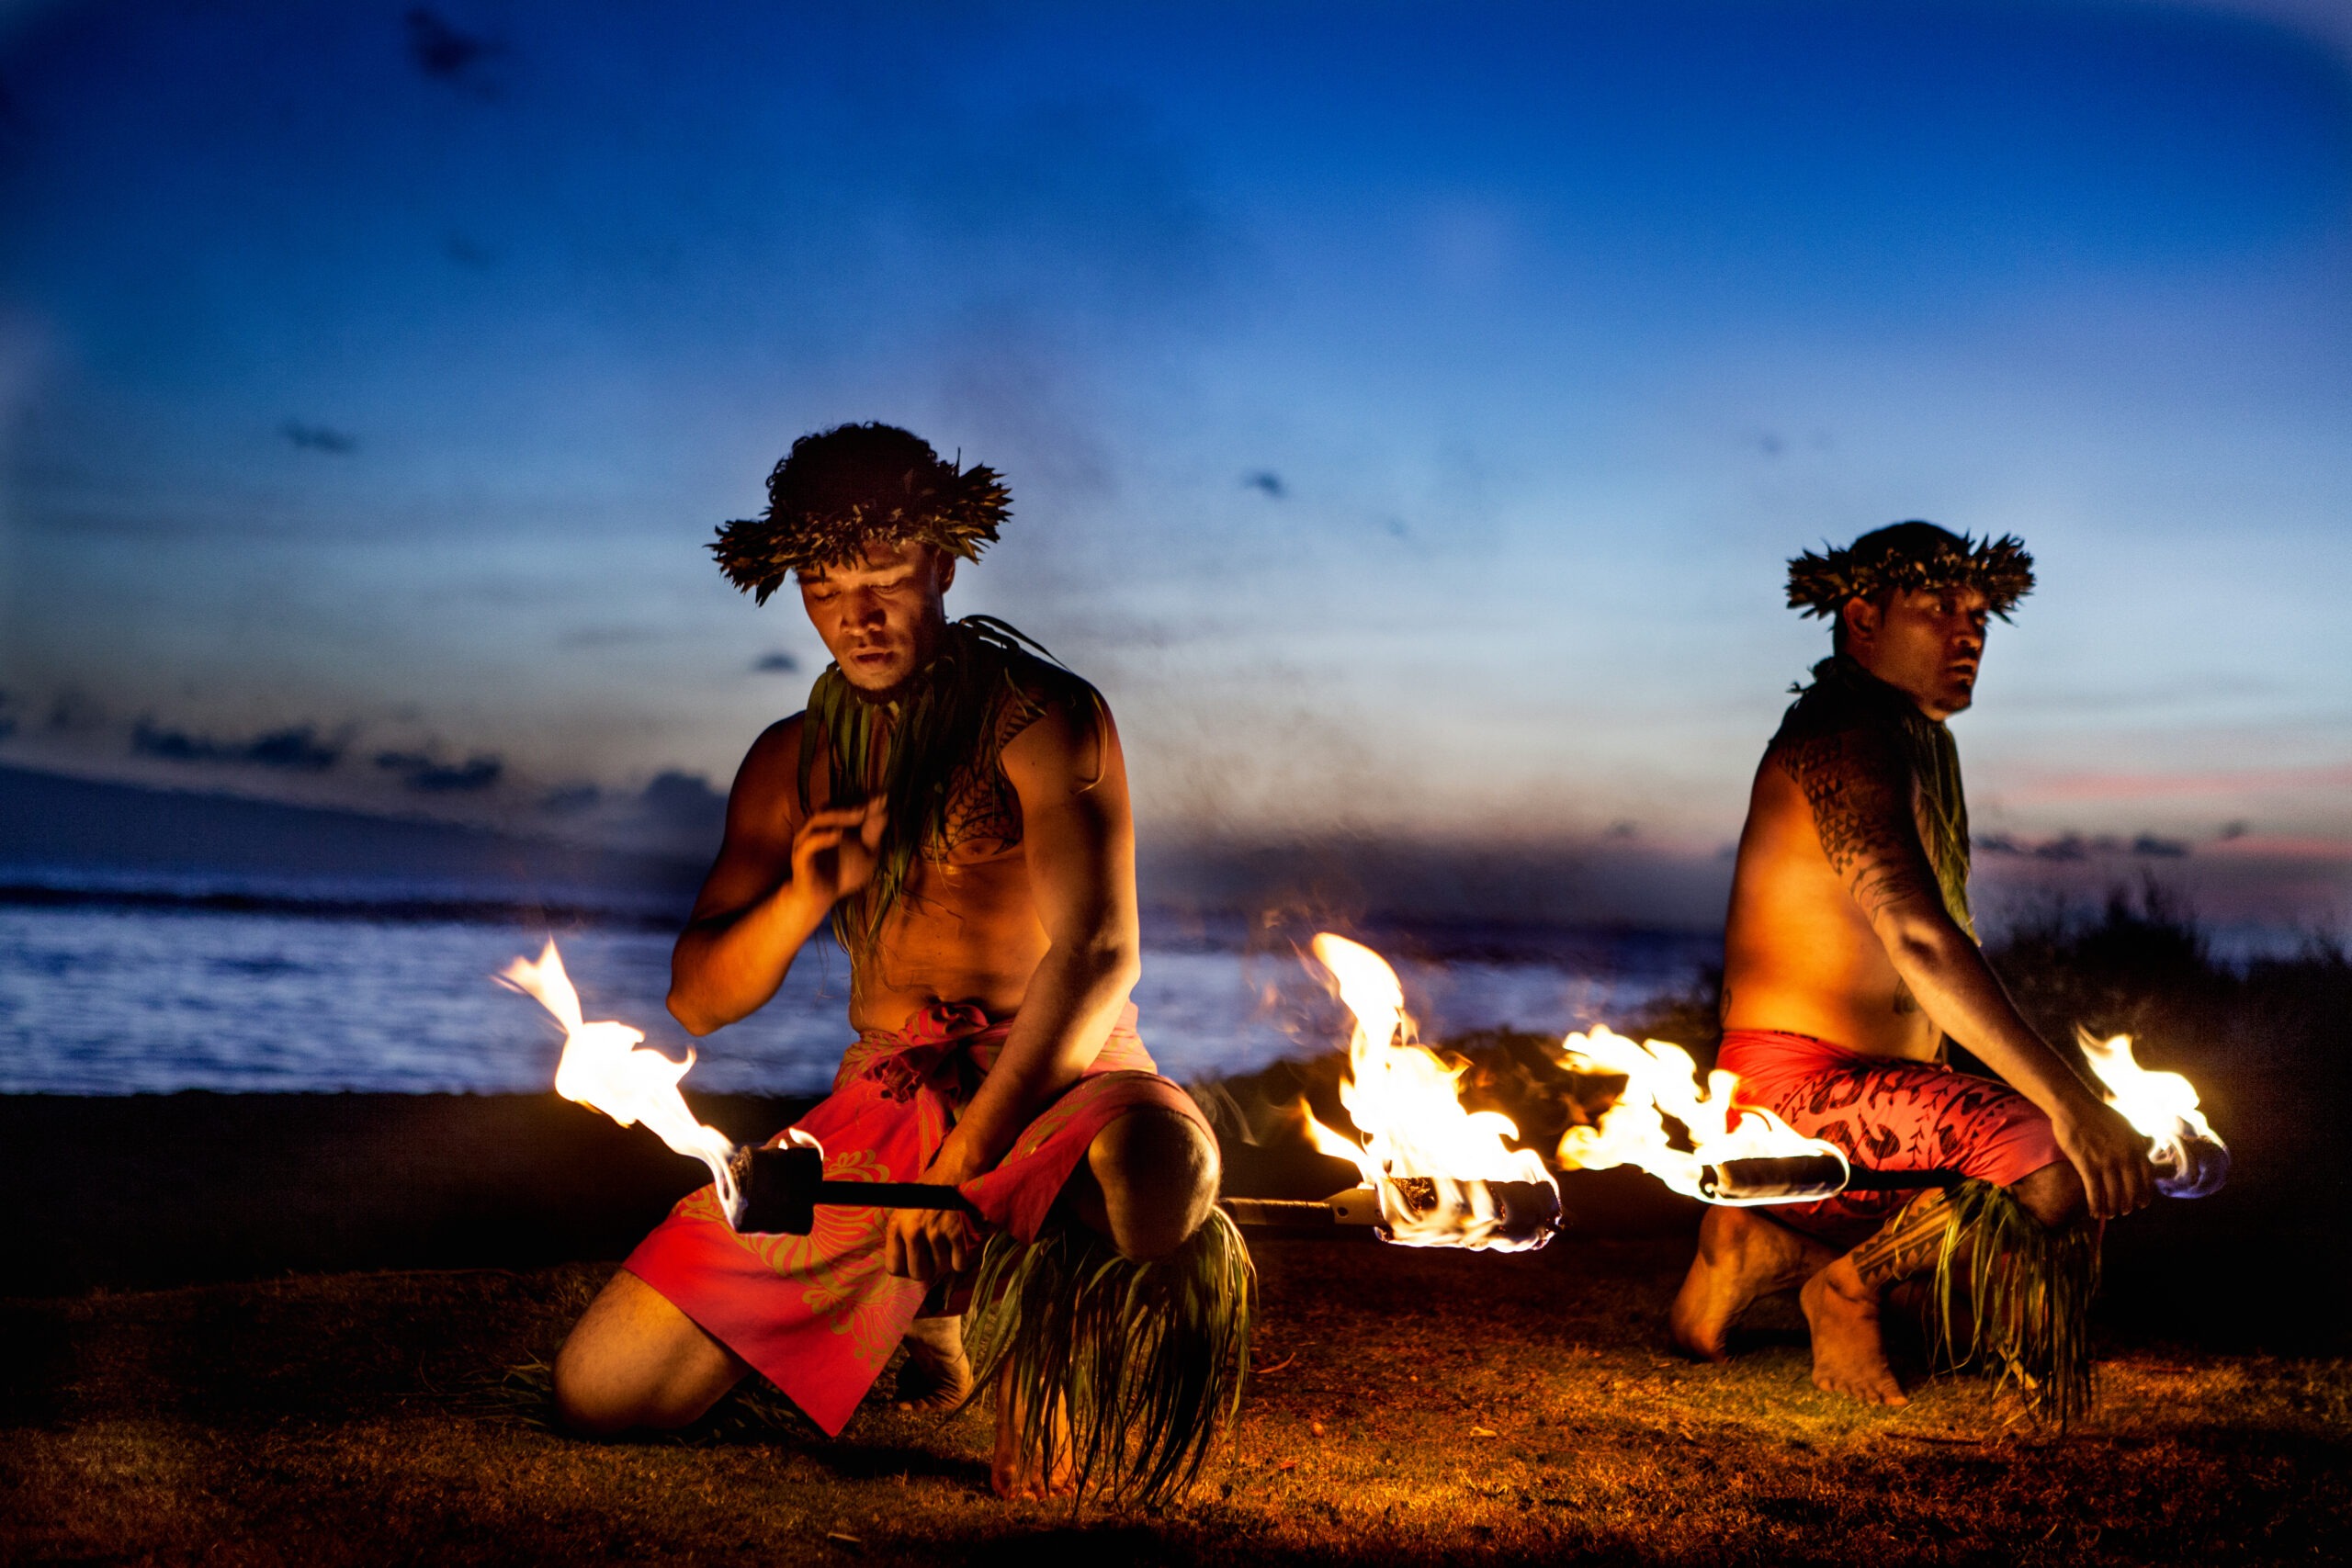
1552 1025 1849 1203
1305 933 1556 1250
2078 1031 2228 1195
498 940 741 1216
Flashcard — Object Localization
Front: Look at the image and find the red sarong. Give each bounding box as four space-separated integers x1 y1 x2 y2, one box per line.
623 1001 1204 1436
1720 1028 2063 1248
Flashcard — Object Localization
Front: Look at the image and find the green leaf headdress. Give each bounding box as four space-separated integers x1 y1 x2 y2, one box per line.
1787 521 2035 622
710 422 1011 604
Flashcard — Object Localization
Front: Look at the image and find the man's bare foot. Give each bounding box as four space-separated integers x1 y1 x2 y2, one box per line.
1800 1258 1910 1406
989 1362 1074 1500
1670 1205 1838 1361
894 1315 974 1412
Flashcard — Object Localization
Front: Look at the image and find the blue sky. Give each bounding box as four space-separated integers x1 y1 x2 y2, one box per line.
2 0 2347 923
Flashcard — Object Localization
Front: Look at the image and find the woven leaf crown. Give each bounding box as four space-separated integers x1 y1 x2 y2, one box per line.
1787 520 2035 622
711 422 1011 604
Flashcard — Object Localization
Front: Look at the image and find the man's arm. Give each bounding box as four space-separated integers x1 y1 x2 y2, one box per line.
667 716 887 1036
884 697 1142 1279
1777 728 2155 1221
934 695 1140 1172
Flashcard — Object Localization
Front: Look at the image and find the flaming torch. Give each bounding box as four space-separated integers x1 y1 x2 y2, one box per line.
499 940 973 1234
500 941 747 1216
1285 934 1562 1252
1550 1026 1862 1203
1552 1024 2229 1205
2078 1031 2231 1198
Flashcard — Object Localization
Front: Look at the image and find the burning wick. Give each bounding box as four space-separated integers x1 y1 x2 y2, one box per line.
497 940 750 1221
1301 934 1561 1252
2077 1031 2230 1199
1551 1027 1852 1206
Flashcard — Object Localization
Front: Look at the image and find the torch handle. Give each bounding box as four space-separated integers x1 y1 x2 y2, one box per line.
1845 1167 1964 1191
731 1144 984 1235
811 1180 978 1214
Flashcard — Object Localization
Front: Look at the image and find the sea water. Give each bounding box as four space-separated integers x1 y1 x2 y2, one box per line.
0 904 1713 1095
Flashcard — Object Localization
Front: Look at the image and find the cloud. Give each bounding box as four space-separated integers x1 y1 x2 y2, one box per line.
2000 762 2352 803
134 721 343 772
280 421 356 455
404 8 503 84
408 757 501 792
444 232 495 268
1984 829 2197 861
541 783 602 816
374 749 502 792
752 650 800 674
642 770 725 820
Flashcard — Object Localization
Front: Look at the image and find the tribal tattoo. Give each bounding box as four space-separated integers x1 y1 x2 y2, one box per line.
1773 729 1941 920
1847 1187 1959 1290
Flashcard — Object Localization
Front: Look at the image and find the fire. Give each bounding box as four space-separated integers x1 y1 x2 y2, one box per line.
2078 1031 2230 1198
498 940 743 1216
1552 1026 1849 1204
1303 933 1558 1250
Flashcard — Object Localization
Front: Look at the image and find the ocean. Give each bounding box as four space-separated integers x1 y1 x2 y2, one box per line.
0 902 1715 1096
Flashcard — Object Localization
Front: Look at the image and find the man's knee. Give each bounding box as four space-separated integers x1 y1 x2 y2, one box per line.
551 1269 742 1436
1087 1107 1219 1263
2009 1160 2086 1230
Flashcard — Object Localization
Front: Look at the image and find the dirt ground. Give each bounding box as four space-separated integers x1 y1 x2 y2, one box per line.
6 1235 2346 1567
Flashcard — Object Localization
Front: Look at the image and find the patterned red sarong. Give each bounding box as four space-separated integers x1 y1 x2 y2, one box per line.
623 1001 1204 1436
1720 1028 2063 1248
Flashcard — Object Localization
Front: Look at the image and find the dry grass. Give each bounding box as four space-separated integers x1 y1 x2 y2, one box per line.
6 1237 2346 1566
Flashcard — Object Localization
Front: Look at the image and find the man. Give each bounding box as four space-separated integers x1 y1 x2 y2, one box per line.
550 423 1245 1501
1670 521 2154 1420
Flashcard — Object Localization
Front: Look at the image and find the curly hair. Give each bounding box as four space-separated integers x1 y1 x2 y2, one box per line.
1787 521 2035 626
709 423 1011 603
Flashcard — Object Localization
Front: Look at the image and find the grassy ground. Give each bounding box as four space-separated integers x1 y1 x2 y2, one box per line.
7 894 2345 1562
6 1236 2346 1566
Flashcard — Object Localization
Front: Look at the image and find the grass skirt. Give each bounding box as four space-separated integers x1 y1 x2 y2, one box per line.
1927 1179 2102 1427
963 1210 1256 1507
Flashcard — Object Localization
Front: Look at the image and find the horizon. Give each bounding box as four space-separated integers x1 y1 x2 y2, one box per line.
3 0 2347 931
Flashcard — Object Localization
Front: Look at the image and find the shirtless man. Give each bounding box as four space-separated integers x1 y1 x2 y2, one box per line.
549 423 1231 1497
1670 521 2154 1414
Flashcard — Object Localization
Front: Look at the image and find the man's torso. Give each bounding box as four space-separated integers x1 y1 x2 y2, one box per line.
772 654 1086 1032
1721 748 1944 1063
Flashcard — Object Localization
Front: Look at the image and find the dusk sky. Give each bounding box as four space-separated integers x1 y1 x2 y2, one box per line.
3 0 2347 925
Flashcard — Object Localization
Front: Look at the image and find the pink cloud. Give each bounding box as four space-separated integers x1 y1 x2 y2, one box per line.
1992 762 2352 805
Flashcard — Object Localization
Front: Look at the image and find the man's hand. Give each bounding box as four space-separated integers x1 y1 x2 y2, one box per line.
884 1137 985 1282
2050 1096 2158 1222
883 1201 979 1281
788 801 888 908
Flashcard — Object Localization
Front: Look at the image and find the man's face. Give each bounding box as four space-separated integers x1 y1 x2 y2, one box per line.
797 538 956 694
1844 584 1991 720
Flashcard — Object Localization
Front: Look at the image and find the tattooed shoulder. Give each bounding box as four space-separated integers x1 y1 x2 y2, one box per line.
1770 728 1937 916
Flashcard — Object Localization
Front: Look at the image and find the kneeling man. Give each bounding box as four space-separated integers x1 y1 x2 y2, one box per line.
553 423 1238 1498
1673 522 2153 1419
